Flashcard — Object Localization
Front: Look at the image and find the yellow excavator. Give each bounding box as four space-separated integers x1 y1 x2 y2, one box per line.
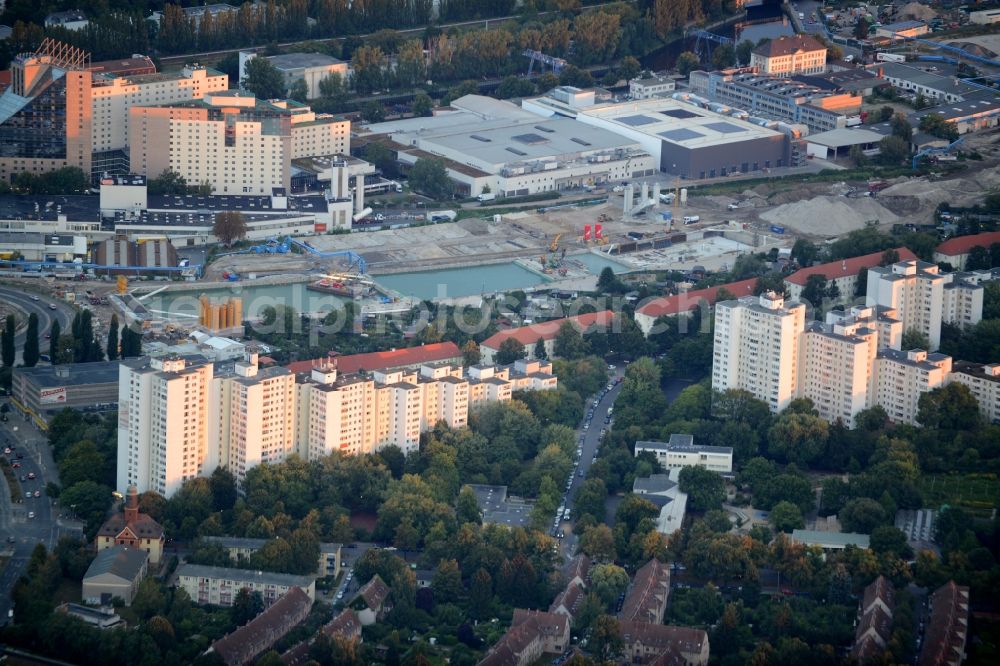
549 233 562 253
117 275 128 295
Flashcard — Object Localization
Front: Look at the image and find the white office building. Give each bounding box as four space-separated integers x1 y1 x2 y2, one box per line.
634 434 733 474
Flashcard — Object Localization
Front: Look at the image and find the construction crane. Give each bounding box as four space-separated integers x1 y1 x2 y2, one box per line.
912 136 965 170
549 233 562 253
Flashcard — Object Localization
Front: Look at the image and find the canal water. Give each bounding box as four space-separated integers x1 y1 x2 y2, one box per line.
145 254 636 312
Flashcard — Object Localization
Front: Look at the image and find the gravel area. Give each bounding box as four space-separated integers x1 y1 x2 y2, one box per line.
760 196 899 237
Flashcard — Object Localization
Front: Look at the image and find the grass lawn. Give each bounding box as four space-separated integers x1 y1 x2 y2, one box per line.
920 473 1000 516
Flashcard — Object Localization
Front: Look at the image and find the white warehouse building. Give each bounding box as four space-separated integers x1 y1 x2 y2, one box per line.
359 95 656 197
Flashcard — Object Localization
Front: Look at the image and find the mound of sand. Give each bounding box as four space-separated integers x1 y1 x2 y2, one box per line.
760 196 898 237
899 2 936 21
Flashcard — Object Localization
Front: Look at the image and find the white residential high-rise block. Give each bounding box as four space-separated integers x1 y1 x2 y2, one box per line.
875 349 952 425
117 355 214 498
712 292 806 412
949 362 1000 424
219 351 295 484
802 313 878 428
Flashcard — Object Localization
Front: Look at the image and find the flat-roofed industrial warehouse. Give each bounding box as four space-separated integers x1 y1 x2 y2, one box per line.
576 98 790 179
359 95 656 197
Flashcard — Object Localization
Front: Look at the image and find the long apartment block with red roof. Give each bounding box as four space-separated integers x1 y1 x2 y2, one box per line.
634 278 759 335
480 311 614 364
783 247 917 303
933 231 1000 270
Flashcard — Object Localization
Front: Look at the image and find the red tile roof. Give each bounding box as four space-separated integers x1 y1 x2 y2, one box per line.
481 311 615 351
619 621 708 656
784 247 917 286
918 581 970 666
935 231 1000 257
286 341 461 375
479 609 569 666
357 574 390 611
212 587 312 666
619 559 671 624
281 609 362 666
754 34 827 58
636 278 758 318
862 575 895 616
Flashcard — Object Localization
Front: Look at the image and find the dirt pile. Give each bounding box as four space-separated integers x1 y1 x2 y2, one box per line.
760 196 898 237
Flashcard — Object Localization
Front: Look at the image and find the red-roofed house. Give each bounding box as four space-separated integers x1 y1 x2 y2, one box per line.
209 587 313 666
619 559 671 625
750 34 828 75
619 621 710 666
784 248 917 302
934 231 1000 270
477 609 570 666
480 311 614 364
281 608 361 666
918 581 970 666
635 278 758 336
286 341 462 375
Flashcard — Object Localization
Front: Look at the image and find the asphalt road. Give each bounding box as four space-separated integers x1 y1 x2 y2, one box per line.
558 368 626 558
0 402 81 625
0 287 75 364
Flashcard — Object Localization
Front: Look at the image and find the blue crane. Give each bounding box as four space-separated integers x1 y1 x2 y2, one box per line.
215 237 366 274
912 136 965 170
886 31 1000 69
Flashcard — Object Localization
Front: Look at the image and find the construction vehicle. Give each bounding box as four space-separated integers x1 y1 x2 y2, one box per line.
549 234 562 253
117 275 128 295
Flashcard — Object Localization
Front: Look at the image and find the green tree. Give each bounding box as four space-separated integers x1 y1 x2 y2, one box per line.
790 239 819 267
131 578 166 620
48 320 60 364
411 92 434 117
901 327 929 351
213 211 248 247
735 40 754 65
23 312 39 367
59 480 113 538
533 337 547 360
553 321 589 359
361 101 385 123
408 158 451 199
891 112 913 141
839 497 888 534
456 486 481 525
589 563 629 607
241 56 286 99
965 245 991 271
870 525 912 559
678 465 726 511
105 314 119 361
591 614 624 661
495 338 526 365
854 18 870 39
711 43 736 70
919 113 959 141
1 314 14 367
288 78 309 102
231 587 264 625
769 501 804 533
469 568 493 616
767 412 829 466
579 523 616 561
432 559 463 603
147 169 189 196
879 135 910 165
676 51 700 77
461 340 480 366
916 383 981 430
596 266 623 293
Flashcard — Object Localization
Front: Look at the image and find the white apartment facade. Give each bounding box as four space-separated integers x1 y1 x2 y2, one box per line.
300 359 554 459
117 355 214 498
867 261 984 351
176 564 315 607
634 434 733 474
875 349 952 425
712 292 807 412
949 362 1000 424
120 354 555 497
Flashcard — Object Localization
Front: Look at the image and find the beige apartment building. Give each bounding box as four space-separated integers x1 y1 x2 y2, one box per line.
866 260 983 351
875 349 952 425
950 362 1000 424
129 93 349 195
0 39 228 182
712 292 807 412
119 352 555 498
299 358 555 459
